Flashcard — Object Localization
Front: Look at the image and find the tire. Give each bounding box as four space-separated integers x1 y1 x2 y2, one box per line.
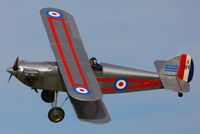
41 90 55 103
48 107 65 123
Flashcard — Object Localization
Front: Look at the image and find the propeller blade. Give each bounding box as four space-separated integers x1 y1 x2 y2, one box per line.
13 57 19 71
7 57 19 83
8 74 13 83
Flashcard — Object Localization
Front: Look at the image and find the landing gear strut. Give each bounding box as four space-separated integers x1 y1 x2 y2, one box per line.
178 92 183 97
47 91 66 123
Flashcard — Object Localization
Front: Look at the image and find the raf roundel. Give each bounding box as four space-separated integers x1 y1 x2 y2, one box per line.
73 86 91 95
114 78 128 91
45 10 63 18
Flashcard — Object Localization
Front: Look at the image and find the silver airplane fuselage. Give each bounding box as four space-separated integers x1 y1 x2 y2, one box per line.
7 60 163 94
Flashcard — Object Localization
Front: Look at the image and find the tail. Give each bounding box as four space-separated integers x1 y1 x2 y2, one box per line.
154 54 194 97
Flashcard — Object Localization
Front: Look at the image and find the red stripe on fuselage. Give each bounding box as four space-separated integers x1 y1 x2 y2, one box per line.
96 78 117 82
48 17 88 88
127 79 160 83
178 54 187 80
97 78 161 91
97 78 160 83
100 83 161 91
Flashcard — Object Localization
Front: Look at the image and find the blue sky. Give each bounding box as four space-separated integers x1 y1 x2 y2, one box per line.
0 0 200 134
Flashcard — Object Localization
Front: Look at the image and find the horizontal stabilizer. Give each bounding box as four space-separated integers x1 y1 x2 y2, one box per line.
160 75 190 92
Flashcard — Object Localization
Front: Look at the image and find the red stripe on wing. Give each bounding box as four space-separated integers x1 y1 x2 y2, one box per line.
48 17 75 86
48 17 89 88
61 19 88 88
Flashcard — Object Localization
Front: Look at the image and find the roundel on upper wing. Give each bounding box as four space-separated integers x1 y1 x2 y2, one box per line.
114 78 128 91
73 86 91 95
45 10 63 18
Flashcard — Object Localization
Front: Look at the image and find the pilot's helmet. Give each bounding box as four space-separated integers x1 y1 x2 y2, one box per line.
90 57 97 64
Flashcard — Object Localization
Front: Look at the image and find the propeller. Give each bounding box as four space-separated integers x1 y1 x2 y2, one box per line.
7 57 19 82
8 74 12 82
13 57 19 71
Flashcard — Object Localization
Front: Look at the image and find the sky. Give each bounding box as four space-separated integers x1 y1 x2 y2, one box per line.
0 0 200 134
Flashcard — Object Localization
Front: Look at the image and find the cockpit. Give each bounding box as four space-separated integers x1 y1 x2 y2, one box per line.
89 57 103 71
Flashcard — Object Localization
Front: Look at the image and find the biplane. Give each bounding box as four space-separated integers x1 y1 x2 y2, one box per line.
7 8 194 124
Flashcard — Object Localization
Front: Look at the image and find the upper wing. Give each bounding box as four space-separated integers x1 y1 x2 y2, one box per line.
40 8 102 101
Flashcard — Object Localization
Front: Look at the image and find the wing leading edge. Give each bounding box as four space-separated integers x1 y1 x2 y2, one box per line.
40 8 102 101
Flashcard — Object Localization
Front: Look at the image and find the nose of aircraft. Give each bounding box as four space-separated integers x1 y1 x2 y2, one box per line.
7 68 16 75
7 57 20 75
7 67 18 82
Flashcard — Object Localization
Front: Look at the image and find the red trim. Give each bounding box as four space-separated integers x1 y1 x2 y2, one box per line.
97 78 160 83
48 17 62 21
96 78 117 82
61 19 88 88
48 17 88 88
48 17 75 86
127 79 160 83
126 83 160 90
97 77 161 92
100 83 161 91
164 67 178 70
100 87 115 91
178 54 187 80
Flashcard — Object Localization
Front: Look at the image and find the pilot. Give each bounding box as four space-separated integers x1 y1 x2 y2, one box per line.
89 57 102 71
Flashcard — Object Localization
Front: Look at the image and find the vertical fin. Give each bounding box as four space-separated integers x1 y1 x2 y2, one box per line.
154 54 194 93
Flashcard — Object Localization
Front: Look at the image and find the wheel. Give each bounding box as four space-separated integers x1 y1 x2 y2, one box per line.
41 90 55 103
48 107 65 123
178 92 183 97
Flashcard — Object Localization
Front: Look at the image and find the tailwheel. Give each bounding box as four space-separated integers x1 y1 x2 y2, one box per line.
178 92 183 97
48 107 65 123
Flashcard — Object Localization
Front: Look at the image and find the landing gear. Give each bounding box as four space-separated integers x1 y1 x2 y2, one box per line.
46 91 68 123
178 92 183 97
41 90 55 103
48 107 65 123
